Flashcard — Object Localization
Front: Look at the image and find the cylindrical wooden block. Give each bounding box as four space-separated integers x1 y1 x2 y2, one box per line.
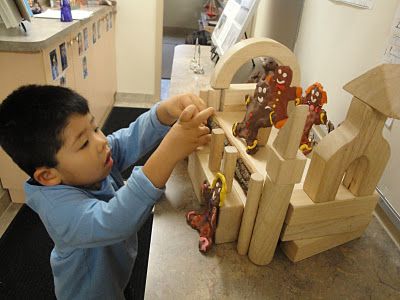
256 127 272 146
248 177 294 265
208 128 225 172
237 173 264 255
222 146 238 192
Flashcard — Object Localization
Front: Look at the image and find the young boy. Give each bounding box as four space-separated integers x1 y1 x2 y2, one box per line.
0 85 214 299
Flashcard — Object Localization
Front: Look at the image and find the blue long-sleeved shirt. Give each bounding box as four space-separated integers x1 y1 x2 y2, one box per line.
24 104 170 299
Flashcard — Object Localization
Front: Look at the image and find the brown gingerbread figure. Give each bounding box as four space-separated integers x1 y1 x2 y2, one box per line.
185 173 226 253
297 82 330 155
232 80 271 154
233 65 302 154
247 57 279 83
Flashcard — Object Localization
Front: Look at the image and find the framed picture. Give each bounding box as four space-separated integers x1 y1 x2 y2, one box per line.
78 32 83 56
83 27 88 51
92 23 97 44
60 74 66 86
83 56 88 79
59 42 68 71
211 0 260 56
97 20 101 40
49 49 59 80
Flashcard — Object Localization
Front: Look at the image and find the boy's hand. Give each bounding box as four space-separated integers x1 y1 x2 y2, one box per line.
163 105 214 161
143 105 214 188
157 93 207 126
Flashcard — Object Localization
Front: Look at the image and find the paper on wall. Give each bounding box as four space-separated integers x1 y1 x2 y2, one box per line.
383 4 400 64
330 0 374 9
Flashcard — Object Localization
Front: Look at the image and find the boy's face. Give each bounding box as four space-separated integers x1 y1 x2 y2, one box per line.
54 113 113 187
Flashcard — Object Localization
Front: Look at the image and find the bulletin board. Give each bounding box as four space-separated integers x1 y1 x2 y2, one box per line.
211 0 260 56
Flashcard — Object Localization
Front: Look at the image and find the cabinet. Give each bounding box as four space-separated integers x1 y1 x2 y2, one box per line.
0 7 117 203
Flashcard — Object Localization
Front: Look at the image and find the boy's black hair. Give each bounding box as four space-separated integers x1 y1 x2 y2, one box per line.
0 85 89 177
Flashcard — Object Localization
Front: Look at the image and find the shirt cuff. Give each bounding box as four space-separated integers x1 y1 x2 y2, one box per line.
127 166 165 204
149 102 172 135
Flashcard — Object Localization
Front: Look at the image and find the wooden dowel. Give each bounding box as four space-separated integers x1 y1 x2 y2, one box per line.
208 128 225 172
222 146 238 192
237 173 264 255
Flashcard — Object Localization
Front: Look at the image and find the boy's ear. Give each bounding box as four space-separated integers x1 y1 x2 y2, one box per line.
33 167 62 186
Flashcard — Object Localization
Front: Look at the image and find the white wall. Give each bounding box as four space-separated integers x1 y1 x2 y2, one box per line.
294 0 399 126
295 0 400 216
253 0 304 50
115 1 157 96
163 0 203 29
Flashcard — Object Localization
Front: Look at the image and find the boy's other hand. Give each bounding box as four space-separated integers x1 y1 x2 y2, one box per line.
157 93 207 126
163 105 214 162
143 105 214 188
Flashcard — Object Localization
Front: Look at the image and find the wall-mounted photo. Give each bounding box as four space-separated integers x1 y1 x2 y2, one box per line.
97 20 101 40
83 56 88 79
92 23 97 44
49 49 59 80
60 75 66 86
83 28 89 51
78 32 83 56
106 14 109 32
59 42 68 71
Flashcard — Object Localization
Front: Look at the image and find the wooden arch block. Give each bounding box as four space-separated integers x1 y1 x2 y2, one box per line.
210 38 300 90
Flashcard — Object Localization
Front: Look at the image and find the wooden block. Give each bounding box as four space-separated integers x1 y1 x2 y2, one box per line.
281 227 367 262
208 88 222 111
248 177 294 265
237 173 264 255
208 128 225 172
343 64 400 119
215 111 279 177
285 186 378 226
273 104 308 160
280 213 372 241
211 38 300 90
342 123 389 197
265 145 306 185
188 149 213 204
257 127 271 147
303 98 386 203
222 146 238 192
221 83 256 109
215 179 245 244
188 150 245 243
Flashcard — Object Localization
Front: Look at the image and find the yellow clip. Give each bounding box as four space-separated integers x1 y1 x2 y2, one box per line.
245 96 251 105
300 143 312 151
320 112 326 124
212 172 227 207
247 139 258 150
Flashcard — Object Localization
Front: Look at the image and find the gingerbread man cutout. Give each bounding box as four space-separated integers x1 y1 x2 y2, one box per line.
185 174 226 253
297 82 329 155
232 65 302 154
267 65 302 129
232 80 272 154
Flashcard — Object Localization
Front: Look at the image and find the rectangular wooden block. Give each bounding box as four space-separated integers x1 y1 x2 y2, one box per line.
280 213 372 241
188 150 245 244
265 145 306 185
221 83 256 111
280 227 366 262
285 185 378 225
